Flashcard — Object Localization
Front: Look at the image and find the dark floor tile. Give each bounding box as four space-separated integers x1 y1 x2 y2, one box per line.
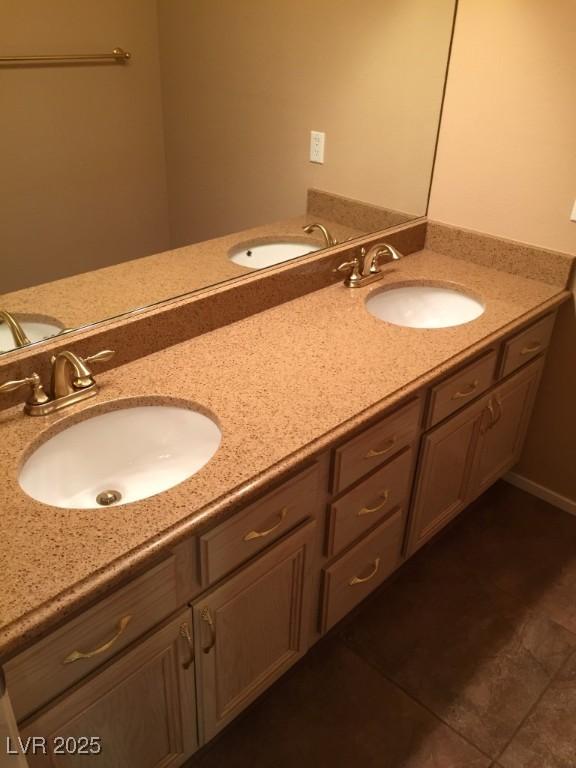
342 486 576 757
438 482 576 633
499 650 576 768
188 640 490 768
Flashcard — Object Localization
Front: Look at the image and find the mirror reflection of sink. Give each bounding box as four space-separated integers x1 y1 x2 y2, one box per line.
365 284 485 329
19 404 222 509
229 239 323 269
0 316 65 353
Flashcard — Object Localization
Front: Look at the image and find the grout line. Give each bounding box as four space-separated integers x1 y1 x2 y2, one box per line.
492 645 576 765
337 635 495 763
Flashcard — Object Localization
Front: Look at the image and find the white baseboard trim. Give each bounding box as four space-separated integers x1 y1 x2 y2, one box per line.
504 472 576 517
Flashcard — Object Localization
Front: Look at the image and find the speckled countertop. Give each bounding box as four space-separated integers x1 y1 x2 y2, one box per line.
0 248 570 659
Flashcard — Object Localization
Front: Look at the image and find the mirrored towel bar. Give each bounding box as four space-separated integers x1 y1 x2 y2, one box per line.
0 47 131 64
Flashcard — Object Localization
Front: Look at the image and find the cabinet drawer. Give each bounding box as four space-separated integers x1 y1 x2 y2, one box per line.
199 463 320 586
427 351 497 427
327 448 413 557
500 313 556 378
321 508 405 632
6 555 178 723
332 399 421 494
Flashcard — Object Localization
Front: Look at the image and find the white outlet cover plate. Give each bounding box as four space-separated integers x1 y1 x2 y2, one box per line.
310 130 325 164
570 199 576 222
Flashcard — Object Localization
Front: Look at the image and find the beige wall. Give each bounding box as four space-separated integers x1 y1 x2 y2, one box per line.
158 0 455 247
429 0 576 501
1 0 170 293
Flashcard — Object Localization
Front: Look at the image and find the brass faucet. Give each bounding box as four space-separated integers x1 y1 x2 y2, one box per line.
302 223 338 248
0 349 115 415
0 310 31 349
336 242 403 288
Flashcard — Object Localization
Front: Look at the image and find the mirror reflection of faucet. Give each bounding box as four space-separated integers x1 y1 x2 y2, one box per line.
0 309 66 352
302 223 338 248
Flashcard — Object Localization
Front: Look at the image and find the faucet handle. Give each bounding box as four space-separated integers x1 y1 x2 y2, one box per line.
0 372 49 406
83 350 116 366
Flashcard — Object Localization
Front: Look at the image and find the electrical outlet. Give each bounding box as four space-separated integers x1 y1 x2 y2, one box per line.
310 131 325 164
570 199 576 222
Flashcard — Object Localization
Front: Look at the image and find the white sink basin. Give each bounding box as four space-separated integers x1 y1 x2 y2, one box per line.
229 239 322 269
365 284 485 329
19 405 221 509
0 317 64 352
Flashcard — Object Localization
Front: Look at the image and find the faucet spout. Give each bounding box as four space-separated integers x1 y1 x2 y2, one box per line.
0 310 31 348
51 351 94 398
302 223 338 248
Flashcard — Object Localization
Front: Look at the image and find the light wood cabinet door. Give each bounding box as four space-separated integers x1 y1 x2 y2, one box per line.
406 398 486 555
193 521 316 743
469 358 544 498
21 611 197 768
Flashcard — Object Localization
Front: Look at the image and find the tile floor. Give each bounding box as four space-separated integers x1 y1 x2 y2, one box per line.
186 482 576 768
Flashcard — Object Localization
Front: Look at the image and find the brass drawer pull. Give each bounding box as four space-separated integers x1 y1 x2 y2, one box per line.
201 607 216 654
243 507 288 541
357 490 389 517
180 622 194 670
365 437 396 459
63 615 132 664
349 557 380 586
451 379 479 400
520 341 541 356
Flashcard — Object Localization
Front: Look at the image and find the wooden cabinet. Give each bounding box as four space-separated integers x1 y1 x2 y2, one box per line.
20 611 198 768
407 358 544 555
469 357 544 498
193 521 316 743
407 398 486 554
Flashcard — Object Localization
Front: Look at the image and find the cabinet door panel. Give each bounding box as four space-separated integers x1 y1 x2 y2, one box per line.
194 521 315 743
21 611 197 768
406 399 485 555
470 358 544 498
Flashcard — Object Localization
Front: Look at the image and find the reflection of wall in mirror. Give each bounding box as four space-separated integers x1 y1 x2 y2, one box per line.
158 0 456 248
1 0 171 293
1 0 455 295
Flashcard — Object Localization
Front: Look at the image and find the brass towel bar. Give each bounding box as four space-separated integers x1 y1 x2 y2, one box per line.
0 47 131 64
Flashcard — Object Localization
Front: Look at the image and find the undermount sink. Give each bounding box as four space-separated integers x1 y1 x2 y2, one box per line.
19 405 221 509
229 239 323 269
365 284 485 329
0 317 64 352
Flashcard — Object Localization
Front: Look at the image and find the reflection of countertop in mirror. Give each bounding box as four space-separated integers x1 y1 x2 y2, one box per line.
1 215 363 332
0 247 571 657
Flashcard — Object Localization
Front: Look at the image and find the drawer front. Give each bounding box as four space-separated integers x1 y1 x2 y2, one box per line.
199 462 320 586
428 350 497 427
332 398 421 494
321 508 405 632
6 555 178 723
327 448 413 557
500 313 556 379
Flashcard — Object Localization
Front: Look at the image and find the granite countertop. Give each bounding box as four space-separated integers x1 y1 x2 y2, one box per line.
0 248 570 659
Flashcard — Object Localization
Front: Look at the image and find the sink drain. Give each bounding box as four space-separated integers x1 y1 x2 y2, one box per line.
96 489 122 506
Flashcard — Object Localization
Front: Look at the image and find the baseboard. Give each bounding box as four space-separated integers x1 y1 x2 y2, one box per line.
504 472 576 517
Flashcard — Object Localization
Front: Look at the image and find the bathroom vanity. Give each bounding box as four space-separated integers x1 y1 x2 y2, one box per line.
0 224 571 767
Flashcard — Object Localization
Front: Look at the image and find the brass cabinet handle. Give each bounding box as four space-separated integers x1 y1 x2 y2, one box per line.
243 507 288 541
349 557 381 586
520 341 541 356
357 490 390 517
180 622 194 670
451 379 479 400
201 607 216 654
365 437 396 459
480 399 496 434
63 615 131 664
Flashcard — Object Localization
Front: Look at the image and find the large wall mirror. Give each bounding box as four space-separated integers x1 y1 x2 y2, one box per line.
0 0 457 357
